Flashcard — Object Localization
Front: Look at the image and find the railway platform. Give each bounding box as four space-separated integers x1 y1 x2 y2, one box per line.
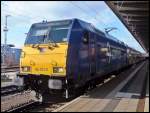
53 60 149 112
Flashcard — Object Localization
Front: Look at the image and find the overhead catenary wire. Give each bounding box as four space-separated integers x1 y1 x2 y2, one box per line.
68 1 108 31
2 9 40 21
68 2 100 23
1 2 53 24
69 1 141 51
2 3 65 23
2 2 103 31
2 1 113 33
1 2 38 19
1 1 70 41
83 1 107 26
81 1 133 45
2 1 105 27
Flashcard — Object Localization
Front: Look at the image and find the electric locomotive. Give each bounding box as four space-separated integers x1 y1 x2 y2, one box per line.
16 18 142 100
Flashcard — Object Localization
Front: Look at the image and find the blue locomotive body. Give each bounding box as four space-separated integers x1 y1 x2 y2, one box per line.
66 19 130 87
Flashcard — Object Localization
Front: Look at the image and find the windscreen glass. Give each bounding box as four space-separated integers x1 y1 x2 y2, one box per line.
47 25 69 43
25 20 71 44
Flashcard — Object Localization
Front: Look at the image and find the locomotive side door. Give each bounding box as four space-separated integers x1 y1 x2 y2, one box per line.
78 31 91 82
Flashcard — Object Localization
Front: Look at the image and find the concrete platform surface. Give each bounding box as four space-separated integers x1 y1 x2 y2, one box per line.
53 61 149 112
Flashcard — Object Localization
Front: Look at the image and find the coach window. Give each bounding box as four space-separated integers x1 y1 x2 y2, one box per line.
83 31 89 44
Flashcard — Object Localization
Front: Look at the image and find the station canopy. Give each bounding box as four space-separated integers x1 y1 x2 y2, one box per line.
105 1 149 53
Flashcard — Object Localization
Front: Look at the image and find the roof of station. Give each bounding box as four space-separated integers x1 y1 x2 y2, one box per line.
105 1 149 53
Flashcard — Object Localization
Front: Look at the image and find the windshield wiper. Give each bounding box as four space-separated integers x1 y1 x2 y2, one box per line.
46 27 58 48
32 35 47 48
47 36 59 48
47 40 56 50
43 34 47 42
51 38 59 47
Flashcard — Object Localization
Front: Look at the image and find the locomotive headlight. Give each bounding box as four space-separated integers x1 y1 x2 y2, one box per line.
21 51 25 58
22 66 31 72
53 67 64 73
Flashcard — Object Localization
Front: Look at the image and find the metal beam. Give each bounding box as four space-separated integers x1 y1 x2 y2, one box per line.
128 23 149 26
113 1 149 4
119 10 149 15
118 7 148 12
114 3 148 7
121 13 149 17
123 16 149 20
132 28 148 30
125 19 148 23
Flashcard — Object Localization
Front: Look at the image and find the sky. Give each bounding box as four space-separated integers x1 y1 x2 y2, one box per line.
1 1 145 53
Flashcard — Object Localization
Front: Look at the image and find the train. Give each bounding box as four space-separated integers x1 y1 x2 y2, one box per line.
16 18 144 101
1 44 21 67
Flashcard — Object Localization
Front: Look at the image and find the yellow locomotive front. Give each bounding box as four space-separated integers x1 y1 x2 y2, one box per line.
20 43 68 76
17 20 72 98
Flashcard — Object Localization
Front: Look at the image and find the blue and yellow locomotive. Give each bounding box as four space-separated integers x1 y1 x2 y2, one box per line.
17 18 143 100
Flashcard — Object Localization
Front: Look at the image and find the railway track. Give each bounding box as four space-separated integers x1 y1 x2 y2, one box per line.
1 90 68 112
2 70 19 73
1 65 19 69
1 85 21 96
5 101 39 112
1 66 19 73
1 90 37 112
1 69 19 73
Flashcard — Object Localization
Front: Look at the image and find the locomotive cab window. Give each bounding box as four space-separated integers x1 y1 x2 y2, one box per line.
25 25 49 44
31 27 48 36
25 22 71 45
47 25 70 43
